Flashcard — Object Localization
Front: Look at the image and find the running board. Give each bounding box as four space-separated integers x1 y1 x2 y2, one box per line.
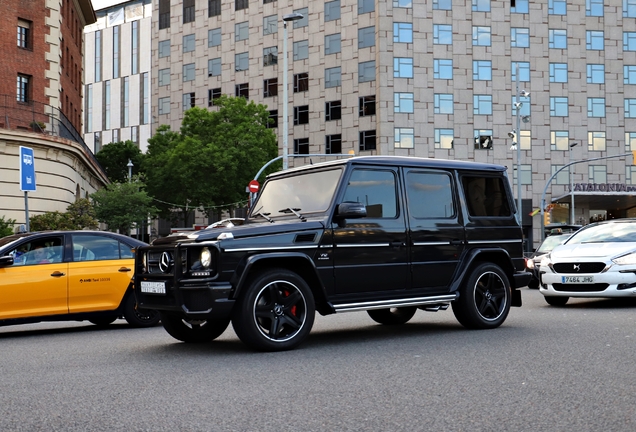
421 304 450 312
332 294 457 313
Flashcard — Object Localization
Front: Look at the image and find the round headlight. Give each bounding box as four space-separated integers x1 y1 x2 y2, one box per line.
142 252 147 272
200 247 212 268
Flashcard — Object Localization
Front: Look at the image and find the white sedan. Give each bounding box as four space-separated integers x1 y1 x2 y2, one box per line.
539 219 636 306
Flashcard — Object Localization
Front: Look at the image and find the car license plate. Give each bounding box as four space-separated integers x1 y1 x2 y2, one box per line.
140 281 166 294
561 276 594 284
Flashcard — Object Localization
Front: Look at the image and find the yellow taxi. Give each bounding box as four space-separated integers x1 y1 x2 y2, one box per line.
0 231 159 328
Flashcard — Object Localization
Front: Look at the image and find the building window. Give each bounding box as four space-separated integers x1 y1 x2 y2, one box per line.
589 165 607 184
158 97 170 115
141 72 149 125
325 0 341 21
434 0 452 10
474 130 493 150
294 105 309 125
293 40 309 61
520 130 532 150
393 0 412 7
208 29 221 48
625 66 636 84
325 34 342 54
263 47 278 66
357 27 377 49
587 64 605 84
626 132 636 150
394 23 412 44
183 34 195 53
208 58 221 76
359 61 375 83
235 52 249 71
131 21 139 75
268 110 278 129
264 78 277 97
17 19 31 49
209 0 221 17
395 128 414 149
294 138 309 154
473 60 492 80
626 166 636 185
549 0 566 15
474 95 493 115
512 0 529 13
235 22 249 41
513 164 532 186
129 126 138 145
512 61 530 82
183 92 195 110
551 165 569 185
394 93 414 113
235 83 249 99
549 29 567 49
326 134 342 154
625 32 636 51
472 26 491 46
112 129 120 143
184 0 195 23
434 94 454 114
236 0 248 11
95 30 102 82
325 67 341 88
435 129 454 149
359 0 375 14
264 0 276 3
294 73 309 92
587 30 604 50
159 68 170 86
122 77 129 127
434 59 453 79
472 0 490 12
588 98 606 117
550 63 568 83
588 131 606 151
586 0 604 16
86 84 92 133
159 0 170 29
112 25 120 79
293 8 309 28
104 80 110 129
94 132 101 153
208 88 221 106
550 130 569 151
263 15 277 35
550 97 569 117
183 63 195 81
511 28 530 48
625 0 636 18
159 40 170 58
360 96 376 116
394 58 413 78
359 130 376 151
434 25 452 44
625 99 636 117
326 101 342 121
17 74 30 103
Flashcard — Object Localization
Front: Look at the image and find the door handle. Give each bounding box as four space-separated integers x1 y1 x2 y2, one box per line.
450 240 465 245
390 241 405 248
119 267 132 272
50 271 65 277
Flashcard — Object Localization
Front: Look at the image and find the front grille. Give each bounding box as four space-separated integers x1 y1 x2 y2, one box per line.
553 262 606 274
553 283 609 292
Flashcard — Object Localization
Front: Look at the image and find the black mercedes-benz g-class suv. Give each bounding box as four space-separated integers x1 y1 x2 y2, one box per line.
135 156 530 351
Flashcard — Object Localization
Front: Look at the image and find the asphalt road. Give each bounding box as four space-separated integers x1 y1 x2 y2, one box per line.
1 288 635 432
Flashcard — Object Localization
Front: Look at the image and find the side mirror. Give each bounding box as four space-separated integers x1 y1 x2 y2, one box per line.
0 255 15 267
335 202 367 219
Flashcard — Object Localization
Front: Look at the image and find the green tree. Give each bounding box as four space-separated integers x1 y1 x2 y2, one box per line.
95 140 144 183
30 211 72 231
0 216 16 237
66 198 99 229
91 178 158 234
29 199 99 231
144 97 278 222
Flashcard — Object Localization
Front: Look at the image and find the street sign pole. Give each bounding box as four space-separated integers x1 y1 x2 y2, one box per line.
24 192 29 232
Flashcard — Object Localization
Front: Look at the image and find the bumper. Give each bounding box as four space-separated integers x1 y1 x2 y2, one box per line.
513 270 532 289
540 271 636 297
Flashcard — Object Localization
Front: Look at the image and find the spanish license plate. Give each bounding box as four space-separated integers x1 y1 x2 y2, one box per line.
561 276 594 284
140 281 166 294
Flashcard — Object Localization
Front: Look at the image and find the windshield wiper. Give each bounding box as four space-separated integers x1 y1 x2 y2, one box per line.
278 208 306 222
253 212 274 223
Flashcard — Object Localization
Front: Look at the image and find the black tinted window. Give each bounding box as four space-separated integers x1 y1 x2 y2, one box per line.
342 169 397 218
462 176 511 217
406 171 455 218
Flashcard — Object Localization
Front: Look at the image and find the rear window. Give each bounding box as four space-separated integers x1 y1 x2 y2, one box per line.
462 176 511 217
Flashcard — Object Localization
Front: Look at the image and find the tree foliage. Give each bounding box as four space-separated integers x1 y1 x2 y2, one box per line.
95 140 144 183
0 215 16 237
91 179 158 234
29 199 99 232
144 97 279 221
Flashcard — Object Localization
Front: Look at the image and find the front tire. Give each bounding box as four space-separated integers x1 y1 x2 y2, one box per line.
123 294 161 328
367 307 416 325
544 296 569 306
452 263 511 329
160 312 230 343
232 268 315 352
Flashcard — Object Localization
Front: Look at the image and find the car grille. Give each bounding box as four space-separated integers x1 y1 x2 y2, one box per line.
552 283 609 292
552 262 606 274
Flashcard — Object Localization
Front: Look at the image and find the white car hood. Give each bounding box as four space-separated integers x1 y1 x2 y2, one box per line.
551 242 636 259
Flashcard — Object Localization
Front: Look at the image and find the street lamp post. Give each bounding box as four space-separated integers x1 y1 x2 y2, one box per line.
281 13 304 171
509 63 529 226
127 159 133 182
569 142 578 224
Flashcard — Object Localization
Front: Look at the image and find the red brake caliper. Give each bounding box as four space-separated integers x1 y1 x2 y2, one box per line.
284 290 297 316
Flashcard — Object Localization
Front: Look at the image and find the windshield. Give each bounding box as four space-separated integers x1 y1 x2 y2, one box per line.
567 221 636 244
537 234 570 253
251 168 343 217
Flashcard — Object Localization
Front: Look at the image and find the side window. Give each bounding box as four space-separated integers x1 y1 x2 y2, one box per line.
342 169 397 218
8 237 64 266
462 176 511 217
72 235 121 261
119 242 134 259
406 171 455 218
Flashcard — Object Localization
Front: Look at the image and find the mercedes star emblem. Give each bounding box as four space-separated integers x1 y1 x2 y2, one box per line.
159 251 173 273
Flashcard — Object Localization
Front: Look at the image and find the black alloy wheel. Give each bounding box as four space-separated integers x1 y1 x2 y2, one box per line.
367 307 417 325
123 294 161 328
160 312 230 343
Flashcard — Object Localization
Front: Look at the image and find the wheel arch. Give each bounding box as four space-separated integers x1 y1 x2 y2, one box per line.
451 248 517 293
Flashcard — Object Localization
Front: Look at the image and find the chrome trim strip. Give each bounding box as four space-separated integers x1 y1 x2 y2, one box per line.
333 294 457 313
413 242 448 246
466 239 521 244
223 245 319 252
336 243 389 248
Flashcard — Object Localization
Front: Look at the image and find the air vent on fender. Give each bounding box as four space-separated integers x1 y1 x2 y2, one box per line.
295 233 316 243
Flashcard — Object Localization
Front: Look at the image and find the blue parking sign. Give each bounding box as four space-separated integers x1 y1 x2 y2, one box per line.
20 146 36 192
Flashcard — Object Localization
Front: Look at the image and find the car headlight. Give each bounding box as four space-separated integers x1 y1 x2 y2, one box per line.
200 247 212 268
540 253 551 267
526 259 535 270
142 252 147 272
612 252 636 265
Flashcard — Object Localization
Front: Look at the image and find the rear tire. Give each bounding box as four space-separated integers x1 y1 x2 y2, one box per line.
161 312 230 343
452 263 511 329
544 296 569 306
123 294 161 328
367 307 416 325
